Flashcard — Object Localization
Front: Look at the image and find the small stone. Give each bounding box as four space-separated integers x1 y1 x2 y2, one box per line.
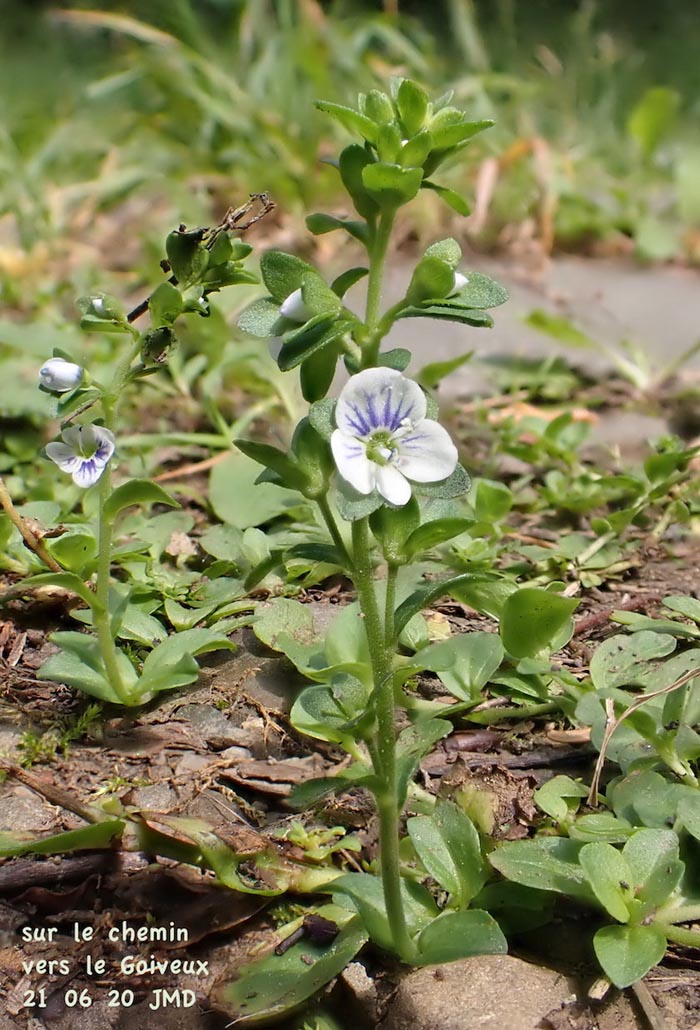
377 956 641 1030
217 746 252 764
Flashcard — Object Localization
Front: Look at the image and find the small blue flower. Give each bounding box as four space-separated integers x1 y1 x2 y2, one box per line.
331 368 458 506
45 424 115 488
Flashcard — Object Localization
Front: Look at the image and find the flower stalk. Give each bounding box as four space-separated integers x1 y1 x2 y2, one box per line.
351 517 414 960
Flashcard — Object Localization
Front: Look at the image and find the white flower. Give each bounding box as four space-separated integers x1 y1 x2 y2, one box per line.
269 336 284 361
39 357 83 393
331 368 458 507
45 424 115 488
450 271 469 295
280 288 311 323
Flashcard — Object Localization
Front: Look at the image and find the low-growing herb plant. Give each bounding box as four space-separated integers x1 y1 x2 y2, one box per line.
229 77 519 974
5 73 700 1026
6 197 276 706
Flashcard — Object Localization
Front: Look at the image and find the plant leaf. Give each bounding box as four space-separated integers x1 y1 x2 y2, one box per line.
414 909 507 965
499 588 579 658
103 479 179 523
214 906 368 1025
593 924 666 988
408 800 487 907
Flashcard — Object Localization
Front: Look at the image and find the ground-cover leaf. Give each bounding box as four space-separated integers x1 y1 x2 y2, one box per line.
22 571 101 612
499 588 579 659
331 872 438 953
407 800 486 907
210 452 302 529
260 251 314 303
490 837 595 904
593 924 667 988
579 843 633 922
214 905 368 1025
46 532 98 576
533 775 588 824
290 676 370 749
677 794 700 842
136 626 236 699
72 603 166 648
663 596 700 624
396 718 452 804
414 909 507 965
40 631 139 703
611 612 700 640
149 816 286 895
569 814 636 843
590 632 682 691
393 573 497 637
0 820 124 858
412 632 504 702
235 439 309 492
607 770 691 828
622 829 683 915
396 304 493 327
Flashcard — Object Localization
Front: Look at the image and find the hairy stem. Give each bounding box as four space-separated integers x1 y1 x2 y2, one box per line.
316 495 353 571
351 518 413 959
93 455 131 705
90 337 144 705
363 210 395 365
385 563 398 649
661 924 700 948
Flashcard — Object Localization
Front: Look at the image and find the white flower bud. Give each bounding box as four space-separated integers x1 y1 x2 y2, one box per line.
450 271 470 295
280 288 311 324
39 357 84 393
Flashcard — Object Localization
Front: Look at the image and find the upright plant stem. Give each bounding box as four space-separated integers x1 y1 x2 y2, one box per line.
316 495 353 571
93 456 131 704
351 518 413 959
385 563 398 649
90 340 142 705
364 210 395 363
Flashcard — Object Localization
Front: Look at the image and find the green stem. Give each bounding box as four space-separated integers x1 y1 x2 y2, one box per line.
351 518 413 960
90 336 143 705
466 701 559 725
661 924 700 948
363 210 395 365
93 455 131 705
656 903 700 925
385 563 398 649
316 495 353 571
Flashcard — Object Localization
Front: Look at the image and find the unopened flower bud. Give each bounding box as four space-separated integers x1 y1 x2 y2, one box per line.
280 288 311 324
450 271 469 295
39 357 84 393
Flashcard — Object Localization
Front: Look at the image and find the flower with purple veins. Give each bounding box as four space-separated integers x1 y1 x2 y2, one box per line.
331 367 458 507
45 424 115 488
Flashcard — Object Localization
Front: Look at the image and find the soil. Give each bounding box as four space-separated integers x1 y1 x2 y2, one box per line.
1 253 700 1029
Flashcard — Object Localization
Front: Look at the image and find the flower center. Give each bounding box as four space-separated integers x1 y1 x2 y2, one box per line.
364 430 401 466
